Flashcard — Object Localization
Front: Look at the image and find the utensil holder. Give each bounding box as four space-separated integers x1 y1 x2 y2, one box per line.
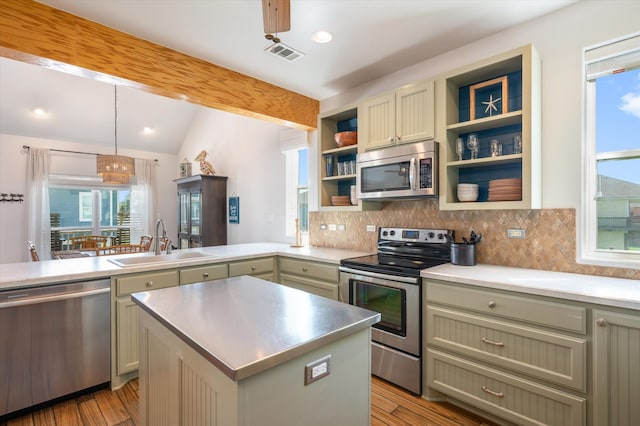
451 243 476 266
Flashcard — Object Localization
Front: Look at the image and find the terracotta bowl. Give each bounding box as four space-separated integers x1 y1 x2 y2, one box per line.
334 131 357 147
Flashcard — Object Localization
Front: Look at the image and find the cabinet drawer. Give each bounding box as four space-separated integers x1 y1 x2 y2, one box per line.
426 281 586 334
426 306 586 391
180 264 228 285
280 273 339 300
228 257 274 277
426 349 585 426
116 271 179 296
278 258 338 282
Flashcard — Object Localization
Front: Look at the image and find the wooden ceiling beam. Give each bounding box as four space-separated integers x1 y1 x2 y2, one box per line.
0 0 318 130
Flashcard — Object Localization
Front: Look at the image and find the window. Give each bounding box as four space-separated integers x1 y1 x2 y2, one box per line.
581 33 640 268
49 184 134 251
285 148 309 239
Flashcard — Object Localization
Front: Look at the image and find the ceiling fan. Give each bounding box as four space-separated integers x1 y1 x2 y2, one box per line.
262 0 290 43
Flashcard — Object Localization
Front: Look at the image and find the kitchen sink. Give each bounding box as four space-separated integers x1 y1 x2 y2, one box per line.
108 251 212 267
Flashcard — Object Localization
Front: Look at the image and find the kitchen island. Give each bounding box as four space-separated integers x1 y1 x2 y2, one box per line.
132 275 380 426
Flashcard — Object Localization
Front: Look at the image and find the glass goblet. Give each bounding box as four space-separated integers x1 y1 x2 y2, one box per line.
467 134 479 159
455 137 464 161
513 135 522 154
490 139 499 157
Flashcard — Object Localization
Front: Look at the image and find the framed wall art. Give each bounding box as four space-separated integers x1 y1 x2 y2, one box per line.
469 76 509 120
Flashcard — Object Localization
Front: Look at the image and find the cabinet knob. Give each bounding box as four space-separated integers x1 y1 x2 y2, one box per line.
203 273 209 278
302 267 308 272
251 266 256 271
146 281 153 288
387 137 395 143
596 318 608 327
488 301 496 308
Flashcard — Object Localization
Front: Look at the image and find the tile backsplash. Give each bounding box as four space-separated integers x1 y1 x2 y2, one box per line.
309 199 639 280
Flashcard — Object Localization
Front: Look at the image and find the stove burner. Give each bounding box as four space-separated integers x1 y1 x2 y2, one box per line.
340 227 453 277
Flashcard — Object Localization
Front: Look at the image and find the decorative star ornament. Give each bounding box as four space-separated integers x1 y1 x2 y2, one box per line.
482 94 502 116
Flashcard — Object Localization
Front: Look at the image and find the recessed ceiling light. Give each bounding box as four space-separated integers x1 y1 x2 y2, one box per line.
32 107 47 117
312 31 333 44
142 127 154 135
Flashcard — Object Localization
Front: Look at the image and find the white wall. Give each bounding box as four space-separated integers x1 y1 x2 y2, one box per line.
0 134 178 263
319 0 640 210
177 107 289 245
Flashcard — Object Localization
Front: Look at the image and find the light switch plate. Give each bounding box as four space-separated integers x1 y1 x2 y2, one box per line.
507 229 526 239
366 225 376 232
328 224 337 231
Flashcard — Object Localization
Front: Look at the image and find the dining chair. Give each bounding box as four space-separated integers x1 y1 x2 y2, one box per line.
139 235 153 252
27 241 39 261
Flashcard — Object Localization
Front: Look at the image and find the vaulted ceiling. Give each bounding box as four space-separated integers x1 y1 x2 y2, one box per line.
0 0 578 154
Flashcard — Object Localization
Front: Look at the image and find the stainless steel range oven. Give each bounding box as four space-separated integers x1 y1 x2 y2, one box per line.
339 227 452 395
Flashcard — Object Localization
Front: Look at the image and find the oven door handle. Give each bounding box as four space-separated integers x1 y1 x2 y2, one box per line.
339 266 419 285
408 157 416 190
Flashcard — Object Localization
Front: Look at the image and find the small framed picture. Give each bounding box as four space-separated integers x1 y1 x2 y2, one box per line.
228 196 239 224
469 76 509 120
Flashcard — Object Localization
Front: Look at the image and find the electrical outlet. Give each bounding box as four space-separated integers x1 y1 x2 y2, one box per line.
366 225 376 232
304 355 331 385
507 229 526 239
337 224 346 231
328 224 337 231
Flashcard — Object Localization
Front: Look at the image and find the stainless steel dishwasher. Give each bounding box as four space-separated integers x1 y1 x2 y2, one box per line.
0 279 110 417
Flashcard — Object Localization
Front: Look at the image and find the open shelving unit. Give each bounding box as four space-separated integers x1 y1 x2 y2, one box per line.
318 105 374 211
437 44 542 210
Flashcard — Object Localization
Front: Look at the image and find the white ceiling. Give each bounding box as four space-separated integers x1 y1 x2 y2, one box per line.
0 0 578 154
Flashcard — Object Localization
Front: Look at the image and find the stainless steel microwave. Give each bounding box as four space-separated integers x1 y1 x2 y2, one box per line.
357 141 438 200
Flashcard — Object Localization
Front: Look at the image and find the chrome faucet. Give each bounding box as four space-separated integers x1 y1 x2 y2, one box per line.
154 218 167 255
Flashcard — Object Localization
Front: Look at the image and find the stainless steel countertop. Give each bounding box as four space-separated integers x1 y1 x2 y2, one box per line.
131 275 380 381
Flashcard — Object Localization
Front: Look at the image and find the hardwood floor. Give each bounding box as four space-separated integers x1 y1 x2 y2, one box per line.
1 377 494 426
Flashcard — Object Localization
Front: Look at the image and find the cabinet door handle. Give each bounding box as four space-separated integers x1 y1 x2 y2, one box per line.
596 318 608 327
203 273 209 278
488 301 496 308
251 266 256 271
481 386 504 398
146 281 154 288
481 337 505 347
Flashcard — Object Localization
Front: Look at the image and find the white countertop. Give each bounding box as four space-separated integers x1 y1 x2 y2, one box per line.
0 243 370 291
422 263 640 311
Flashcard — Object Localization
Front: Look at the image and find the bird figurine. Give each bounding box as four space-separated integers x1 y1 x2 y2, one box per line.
194 150 216 175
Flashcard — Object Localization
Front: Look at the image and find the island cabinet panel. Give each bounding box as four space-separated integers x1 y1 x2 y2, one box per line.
278 257 339 300
180 263 228 285
592 309 640 426
228 257 275 282
137 307 372 426
427 349 585 426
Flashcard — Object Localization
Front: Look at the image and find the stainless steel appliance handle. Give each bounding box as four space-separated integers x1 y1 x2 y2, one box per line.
0 287 110 309
339 266 419 285
409 157 416 190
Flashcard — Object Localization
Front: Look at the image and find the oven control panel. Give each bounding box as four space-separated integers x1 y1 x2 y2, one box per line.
379 227 451 244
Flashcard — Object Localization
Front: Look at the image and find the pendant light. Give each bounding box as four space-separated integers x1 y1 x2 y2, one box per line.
96 86 135 184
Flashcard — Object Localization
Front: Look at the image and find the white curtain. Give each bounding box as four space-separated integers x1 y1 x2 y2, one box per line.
130 159 157 243
26 148 51 261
